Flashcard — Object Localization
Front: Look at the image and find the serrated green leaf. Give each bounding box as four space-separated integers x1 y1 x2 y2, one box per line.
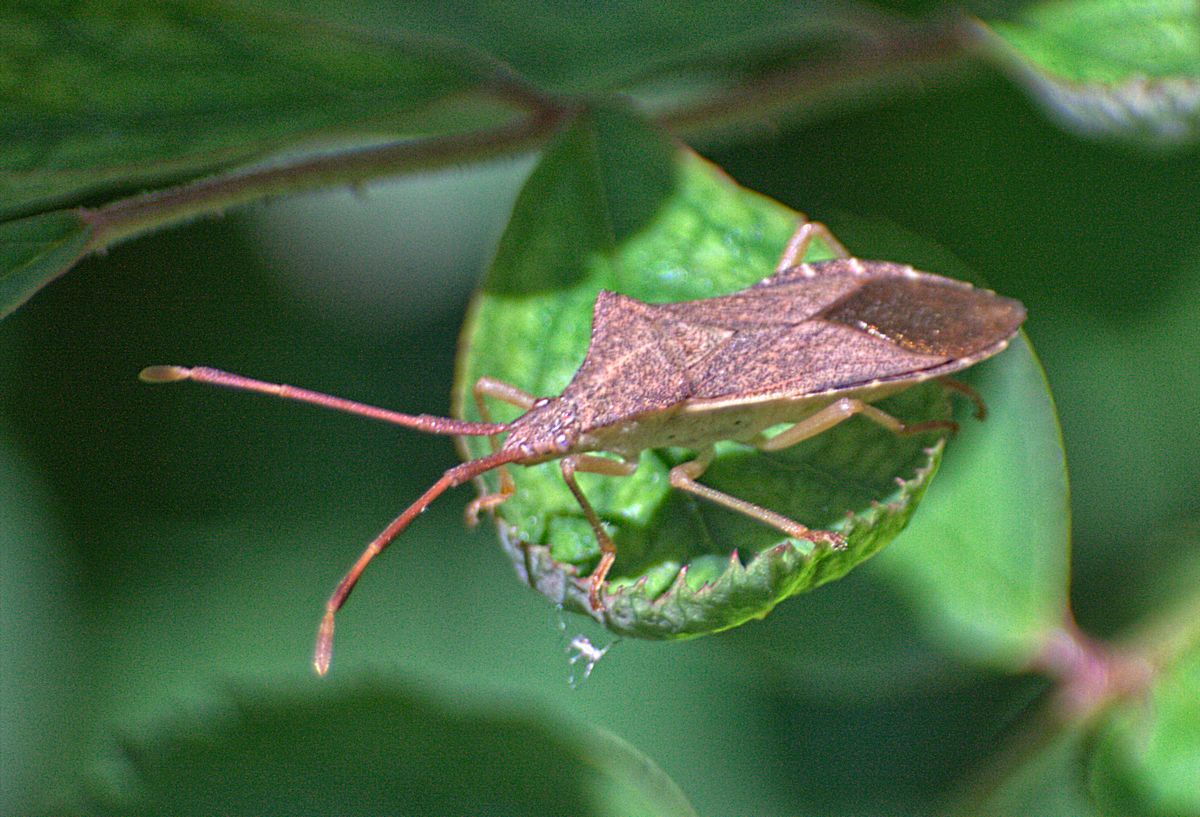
454 104 962 640
0 210 92 318
1089 631 1200 817
980 0 1200 146
76 680 697 817
0 0 490 218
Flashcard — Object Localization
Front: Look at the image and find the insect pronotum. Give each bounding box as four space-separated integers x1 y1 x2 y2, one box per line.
141 221 1026 674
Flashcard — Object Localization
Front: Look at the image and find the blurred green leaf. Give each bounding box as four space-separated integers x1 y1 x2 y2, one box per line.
1047 261 1200 583
77 680 698 817
958 622 1200 817
455 103 976 640
0 432 86 815
0 0 492 218
960 724 1101 817
1089 632 1200 817
0 0 930 221
0 210 91 318
979 0 1200 146
283 0 881 92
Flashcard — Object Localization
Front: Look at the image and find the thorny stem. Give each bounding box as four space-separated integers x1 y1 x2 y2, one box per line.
658 17 964 135
73 16 967 255
79 108 571 252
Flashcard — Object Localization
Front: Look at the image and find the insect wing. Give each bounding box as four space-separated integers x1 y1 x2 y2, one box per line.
657 259 1026 403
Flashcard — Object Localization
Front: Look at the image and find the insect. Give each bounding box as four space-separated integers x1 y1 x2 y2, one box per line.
141 221 1026 674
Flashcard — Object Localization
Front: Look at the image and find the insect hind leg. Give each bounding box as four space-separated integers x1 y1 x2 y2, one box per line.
755 397 957 453
673 398 957 551
668 448 845 549
464 377 538 526
775 220 851 272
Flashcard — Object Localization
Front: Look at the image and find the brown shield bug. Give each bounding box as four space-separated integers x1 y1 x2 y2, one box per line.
141 221 1026 674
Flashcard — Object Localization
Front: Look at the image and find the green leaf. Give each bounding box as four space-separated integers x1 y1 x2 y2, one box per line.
870 332 1070 666
955 612 1200 817
1 1 955 320
804 214 1070 669
843 234 1068 668
455 103 959 640
0 210 92 318
1089 626 1200 817
0 0 492 218
958 725 1102 817
979 0 1200 146
286 0 873 93
77 680 698 817
0 431 86 815
1 0 931 220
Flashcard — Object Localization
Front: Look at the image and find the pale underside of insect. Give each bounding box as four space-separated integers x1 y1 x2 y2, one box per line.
141 221 1027 674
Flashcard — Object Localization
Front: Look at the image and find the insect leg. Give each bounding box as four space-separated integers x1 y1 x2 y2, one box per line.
939 378 988 421
755 398 957 453
774 220 851 272
473 377 538 420
464 377 539 526
559 454 639 610
668 448 845 547
314 448 521 675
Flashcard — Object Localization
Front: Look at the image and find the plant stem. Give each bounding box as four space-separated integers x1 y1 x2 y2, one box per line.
79 108 571 252
1034 620 1153 720
74 16 967 255
660 18 965 135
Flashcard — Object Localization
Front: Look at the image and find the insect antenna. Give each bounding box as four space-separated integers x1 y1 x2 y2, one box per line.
138 365 508 436
313 447 523 675
139 365 521 674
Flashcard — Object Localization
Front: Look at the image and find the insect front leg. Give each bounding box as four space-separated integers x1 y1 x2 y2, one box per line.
559 454 639 611
668 448 845 548
464 377 539 526
775 220 851 272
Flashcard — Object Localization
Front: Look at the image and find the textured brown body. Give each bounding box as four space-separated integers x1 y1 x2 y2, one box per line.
142 222 1026 674
501 258 1025 462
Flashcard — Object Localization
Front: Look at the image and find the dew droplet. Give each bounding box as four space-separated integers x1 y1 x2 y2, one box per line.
565 635 612 688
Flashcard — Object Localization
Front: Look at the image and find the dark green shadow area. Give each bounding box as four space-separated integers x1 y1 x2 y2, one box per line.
481 103 679 297
79 679 696 817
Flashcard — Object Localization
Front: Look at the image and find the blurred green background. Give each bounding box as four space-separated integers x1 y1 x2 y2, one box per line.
2 2 1198 815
